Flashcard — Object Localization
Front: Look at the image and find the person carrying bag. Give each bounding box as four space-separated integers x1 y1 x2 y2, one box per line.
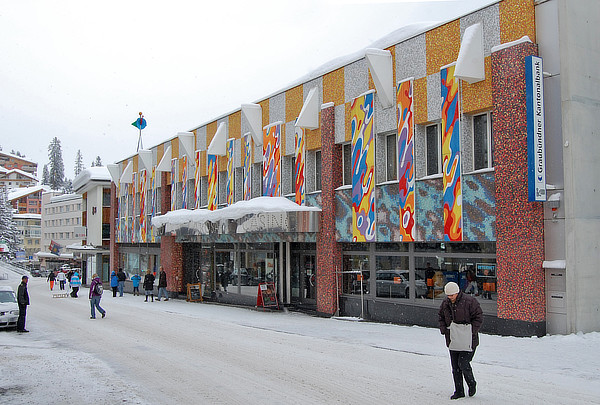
438 282 483 400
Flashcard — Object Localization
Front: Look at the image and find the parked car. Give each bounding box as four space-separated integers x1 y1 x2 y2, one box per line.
376 270 427 298
230 268 255 286
0 286 19 329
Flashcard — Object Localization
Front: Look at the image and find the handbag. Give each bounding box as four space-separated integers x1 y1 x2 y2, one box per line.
449 322 473 352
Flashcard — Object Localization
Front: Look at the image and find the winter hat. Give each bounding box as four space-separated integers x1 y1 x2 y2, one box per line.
444 282 460 295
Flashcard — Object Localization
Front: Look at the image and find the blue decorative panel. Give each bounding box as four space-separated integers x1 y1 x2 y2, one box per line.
335 188 353 242
462 172 496 241
415 179 444 241
376 184 401 242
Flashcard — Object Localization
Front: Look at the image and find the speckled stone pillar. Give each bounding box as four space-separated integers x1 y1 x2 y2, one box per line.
159 171 183 294
109 183 119 274
492 40 545 324
316 104 343 316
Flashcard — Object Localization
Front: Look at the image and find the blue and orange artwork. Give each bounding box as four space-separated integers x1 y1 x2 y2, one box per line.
226 139 235 205
131 173 136 243
351 91 376 242
181 155 188 209
294 125 306 206
263 123 281 197
150 166 156 243
139 169 146 243
441 65 463 241
397 79 415 241
242 134 252 201
170 159 178 212
194 150 202 208
207 154 218 210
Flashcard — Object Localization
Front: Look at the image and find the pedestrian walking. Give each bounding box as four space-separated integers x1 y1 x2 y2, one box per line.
110 270 118 297
89 274 106 319
47 271 56 290
438 282 483 400
70 271 81 298
17 275 30 333
131 273 142 296
117 268 127 297
143 270 155 302
56 271 67 290
156 266 168 301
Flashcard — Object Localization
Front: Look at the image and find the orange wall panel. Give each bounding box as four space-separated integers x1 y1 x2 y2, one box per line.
462 56 493 114
229 111 241 140
286 85 303 123
500 0 536 44
426 20 461 76
414 77 428 125
323 67 345 106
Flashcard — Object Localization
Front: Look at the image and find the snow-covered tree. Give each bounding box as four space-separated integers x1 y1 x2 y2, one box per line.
47 137 65 190
62 179 73 194
41 164 50 185
74 150 85 177
91 156 102 167
0 188 22 257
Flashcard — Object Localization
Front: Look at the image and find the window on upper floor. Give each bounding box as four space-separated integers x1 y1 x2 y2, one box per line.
426 124 441 176
343 143 352 186
385 132 398 182
473 112 494 170
315 150 322 192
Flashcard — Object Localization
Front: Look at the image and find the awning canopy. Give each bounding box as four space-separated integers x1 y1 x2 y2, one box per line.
152 197 321 237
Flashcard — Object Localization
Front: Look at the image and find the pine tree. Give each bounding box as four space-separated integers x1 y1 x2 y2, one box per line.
74 150 84 177
42 164 50 185
94 156 102 167
47 137 65 190
0 187 22 257
62 179 73 193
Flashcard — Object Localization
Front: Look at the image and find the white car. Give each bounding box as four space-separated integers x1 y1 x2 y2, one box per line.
0 285 19 329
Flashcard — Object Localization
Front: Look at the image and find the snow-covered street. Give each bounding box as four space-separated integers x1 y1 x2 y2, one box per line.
1 262 599 405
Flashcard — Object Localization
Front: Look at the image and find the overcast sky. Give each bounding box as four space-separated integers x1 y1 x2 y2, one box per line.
0 0 495 179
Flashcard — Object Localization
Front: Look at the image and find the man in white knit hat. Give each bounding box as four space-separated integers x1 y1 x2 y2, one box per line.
438 281 483 400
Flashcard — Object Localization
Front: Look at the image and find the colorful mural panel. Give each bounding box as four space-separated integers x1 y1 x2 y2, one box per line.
262 123 281 197
242 134 252 201
351 91 376 242
170 159 178 212
207 154 218 210
195 151 201 209
181 155 188 209
294 125 306 206
150 166 156 243
139 169 147 243
441 65 463 241
396 79 415 241
131 173 137 243
226 139 235 205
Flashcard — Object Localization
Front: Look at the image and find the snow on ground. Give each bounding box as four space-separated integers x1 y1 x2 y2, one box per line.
1 261 599 404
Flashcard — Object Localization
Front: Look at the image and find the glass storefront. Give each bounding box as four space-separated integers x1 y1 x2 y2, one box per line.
342 242 497 308
119 247 160 280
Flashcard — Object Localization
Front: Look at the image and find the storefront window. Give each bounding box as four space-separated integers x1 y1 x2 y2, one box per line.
375 256 414 299
342 255 370 295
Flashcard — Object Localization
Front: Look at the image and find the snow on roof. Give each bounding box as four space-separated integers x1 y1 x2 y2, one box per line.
13 213 41 219
49 193 81 203
7 185 48 201
152 197 321 228
0 166 8 174
0 151 36 164
73 167 111 191
4 168 38 180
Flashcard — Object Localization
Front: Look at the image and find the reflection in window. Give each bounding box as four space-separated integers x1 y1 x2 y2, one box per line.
376 256 415 299
342 255 369 295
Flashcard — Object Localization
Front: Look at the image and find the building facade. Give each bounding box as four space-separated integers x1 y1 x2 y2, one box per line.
72 168 112 284
12 213 41 260
8 185 46 214
109 0 599 336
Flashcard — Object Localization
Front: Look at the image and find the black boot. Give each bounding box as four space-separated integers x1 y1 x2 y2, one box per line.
468 381 476 397
452 371 465 399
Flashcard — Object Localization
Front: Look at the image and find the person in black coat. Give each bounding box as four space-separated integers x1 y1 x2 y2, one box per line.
143 270 155 302
17 275 30 333
438 282 483 400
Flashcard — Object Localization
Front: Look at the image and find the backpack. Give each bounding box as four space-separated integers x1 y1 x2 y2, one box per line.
94 282 103 295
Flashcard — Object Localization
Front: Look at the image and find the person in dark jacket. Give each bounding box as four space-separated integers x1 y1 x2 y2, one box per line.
17 275 30 332
143 270 155 302
89 274 106 319
438 282 483 400
117 268 127 297
156 266 168 301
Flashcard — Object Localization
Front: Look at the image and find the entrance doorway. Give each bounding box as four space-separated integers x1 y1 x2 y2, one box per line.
291 244 316 306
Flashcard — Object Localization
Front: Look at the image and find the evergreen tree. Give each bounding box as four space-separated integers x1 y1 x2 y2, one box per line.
47 137 65 190
0 188 22 257
74 150 84 177
42 164 50 185
62 179 73 194
94 156 102 167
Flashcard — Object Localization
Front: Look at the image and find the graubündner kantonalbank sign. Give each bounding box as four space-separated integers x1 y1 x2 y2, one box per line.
525 55 547 202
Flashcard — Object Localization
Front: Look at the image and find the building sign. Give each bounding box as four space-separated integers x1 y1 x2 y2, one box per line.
525 55 547 202
74 226 87 239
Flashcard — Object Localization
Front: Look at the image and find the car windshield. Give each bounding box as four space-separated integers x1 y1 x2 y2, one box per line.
0 290 16 303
